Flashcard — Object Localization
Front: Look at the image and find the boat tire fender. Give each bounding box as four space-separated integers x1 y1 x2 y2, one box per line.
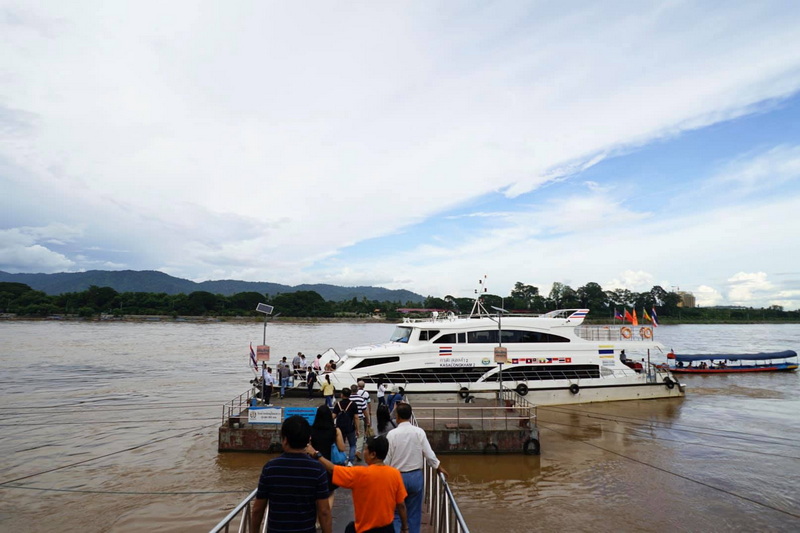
569 383 580 395
523 437 541 455
484 443 499 454
458 387 469 399
465 395 475 404
664 377 675 390
516 383 529 396
640 327 653 339
621 327 632 339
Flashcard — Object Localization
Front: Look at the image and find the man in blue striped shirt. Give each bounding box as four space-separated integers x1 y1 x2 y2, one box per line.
251 415 332 533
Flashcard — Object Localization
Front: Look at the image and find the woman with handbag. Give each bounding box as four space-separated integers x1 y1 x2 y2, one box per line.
310 404 347 509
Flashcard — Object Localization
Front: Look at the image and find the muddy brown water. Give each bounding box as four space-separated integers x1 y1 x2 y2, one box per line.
1 321 798 532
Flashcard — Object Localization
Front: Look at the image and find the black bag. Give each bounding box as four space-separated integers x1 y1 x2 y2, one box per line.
335 400 356 434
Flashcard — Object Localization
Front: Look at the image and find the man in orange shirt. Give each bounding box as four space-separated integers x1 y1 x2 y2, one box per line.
307 435 408 533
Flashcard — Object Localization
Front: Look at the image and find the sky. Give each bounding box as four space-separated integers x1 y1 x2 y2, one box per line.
2 1 800 310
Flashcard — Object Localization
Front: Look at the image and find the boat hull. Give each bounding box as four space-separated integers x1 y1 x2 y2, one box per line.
671 363 798 374
394 381 685 406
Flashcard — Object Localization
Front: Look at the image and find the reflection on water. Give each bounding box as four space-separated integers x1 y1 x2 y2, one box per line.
1 321 799 532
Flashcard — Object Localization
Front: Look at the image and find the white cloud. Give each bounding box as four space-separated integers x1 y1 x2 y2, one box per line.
709 144 800 195
726 272 775 305
694 285 724 307
1 2 800 307
0 225 78 272
605 271 656 292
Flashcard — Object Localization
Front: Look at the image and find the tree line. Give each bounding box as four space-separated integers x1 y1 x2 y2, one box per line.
0 281 797 322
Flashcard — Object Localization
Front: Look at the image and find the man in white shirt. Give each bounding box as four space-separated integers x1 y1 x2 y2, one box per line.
385 403 448 533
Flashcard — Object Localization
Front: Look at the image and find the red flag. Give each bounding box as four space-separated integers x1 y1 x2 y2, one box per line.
249 343 258 370
623 309 634 323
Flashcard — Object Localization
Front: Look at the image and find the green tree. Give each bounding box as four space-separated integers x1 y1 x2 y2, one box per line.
577 282 607 313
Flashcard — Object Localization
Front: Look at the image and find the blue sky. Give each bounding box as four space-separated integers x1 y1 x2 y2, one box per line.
2 1 800 309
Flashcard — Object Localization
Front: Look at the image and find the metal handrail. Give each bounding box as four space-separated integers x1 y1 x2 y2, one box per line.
425 464 470 533
210 464 469 533
208 489 261 533
222 388 256 425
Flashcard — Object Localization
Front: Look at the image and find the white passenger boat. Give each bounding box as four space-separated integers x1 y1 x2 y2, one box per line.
325 301 685 406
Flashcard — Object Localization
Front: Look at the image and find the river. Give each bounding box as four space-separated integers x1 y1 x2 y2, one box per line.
0 321 798 532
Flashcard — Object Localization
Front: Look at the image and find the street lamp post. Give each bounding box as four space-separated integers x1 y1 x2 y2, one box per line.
491 306 508 403
256 303 274 346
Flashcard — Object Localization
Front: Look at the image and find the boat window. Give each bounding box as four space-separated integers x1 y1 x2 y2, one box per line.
419 330 440 341
457 332 466 343
390 326 412 343
466 330 499 343
353 356 401 369
433 333 457 343
465 330 570 343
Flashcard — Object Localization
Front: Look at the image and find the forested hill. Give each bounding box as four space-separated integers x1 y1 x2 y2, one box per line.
0 270 425 303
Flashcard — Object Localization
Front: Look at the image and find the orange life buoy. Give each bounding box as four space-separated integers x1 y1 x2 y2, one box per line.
640 327 652 339
620 327 632 339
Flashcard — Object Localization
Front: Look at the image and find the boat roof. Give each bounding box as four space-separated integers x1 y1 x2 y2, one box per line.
674 350 797 362
396 308 590 328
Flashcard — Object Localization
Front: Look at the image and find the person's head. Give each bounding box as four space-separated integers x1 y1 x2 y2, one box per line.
350 384 358 393
262 362 267 369
312 404 335 431
341 387 351 398
325 375 331 384
365 435 389 463
317 354 322 359
398 386 405 395
357 380 365 390
282 357 287 362
281 415 311 450
395 402 412 421
301 354 305 359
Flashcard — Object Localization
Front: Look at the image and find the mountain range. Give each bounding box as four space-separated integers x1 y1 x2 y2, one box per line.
0 270 426 303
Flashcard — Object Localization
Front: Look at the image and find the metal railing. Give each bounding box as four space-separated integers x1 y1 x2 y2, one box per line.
411 403 536 432
209 467 469 533
576 325 656 342
425 463 470 533
209 489 260 533
222 388 256 426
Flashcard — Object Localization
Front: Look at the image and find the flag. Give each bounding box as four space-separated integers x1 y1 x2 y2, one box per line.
623 309 634 323
249 343 258 370
643 308 652 323
614 309 623 321
651 307 659 327
632 309 639 326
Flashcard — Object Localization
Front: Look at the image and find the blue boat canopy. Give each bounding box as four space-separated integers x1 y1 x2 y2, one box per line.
674 350 798 363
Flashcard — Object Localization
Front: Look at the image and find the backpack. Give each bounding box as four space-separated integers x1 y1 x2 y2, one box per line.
335 400 356 434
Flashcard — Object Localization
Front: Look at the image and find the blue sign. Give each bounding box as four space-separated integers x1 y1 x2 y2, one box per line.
284 407 317 425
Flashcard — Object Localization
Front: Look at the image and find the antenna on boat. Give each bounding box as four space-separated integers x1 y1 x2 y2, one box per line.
470 275 490 317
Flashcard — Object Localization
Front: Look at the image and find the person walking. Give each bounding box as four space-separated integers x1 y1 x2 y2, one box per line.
261 363 274 405
321 375 335 408
376 404 396 437
333 388 359 466
377 379 387 407
310 405 347 512
307 436 408 533
351 382 371 461
250 415 331 533
278 359 292 399
386 403 449 533
306 368 318 398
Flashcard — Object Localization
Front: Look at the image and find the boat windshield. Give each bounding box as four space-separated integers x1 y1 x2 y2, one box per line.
390 326 412 343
